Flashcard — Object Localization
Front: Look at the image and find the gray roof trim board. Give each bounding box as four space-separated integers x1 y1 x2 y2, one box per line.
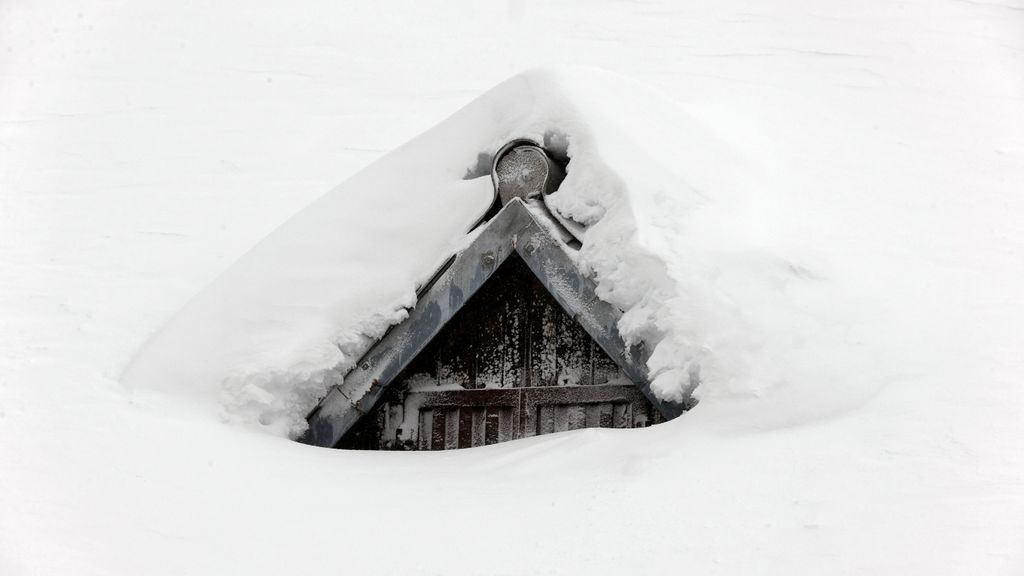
299 198 688 448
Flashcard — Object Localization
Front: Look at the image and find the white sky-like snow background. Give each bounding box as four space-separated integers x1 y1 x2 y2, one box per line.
2 1 1024 575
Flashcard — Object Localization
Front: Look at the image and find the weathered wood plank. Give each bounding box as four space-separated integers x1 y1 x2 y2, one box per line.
484 407 501 445
445 408 460 449
556 311 592 386
419 409 433 450
498 407 514 443
501 271 527 388
458 407 474 449
431 409 447 450
521 384 648 406
568 405 587 430
553 405 570 433
521 389 537 438
439 321 475 389
528 280 558 387
471 407 487 447
632 403 651 428
593 347 621 386
613 403 632 429
416 388 519 408
384 402 403 449
474 273 504 389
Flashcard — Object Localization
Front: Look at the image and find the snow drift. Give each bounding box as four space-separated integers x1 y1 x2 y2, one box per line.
5 1 1024 574
123 68 871 437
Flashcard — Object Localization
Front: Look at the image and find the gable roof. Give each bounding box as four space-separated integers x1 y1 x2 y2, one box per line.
300 198 689 448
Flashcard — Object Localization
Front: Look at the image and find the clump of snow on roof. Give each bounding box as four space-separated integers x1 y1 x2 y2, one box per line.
123 68 864 435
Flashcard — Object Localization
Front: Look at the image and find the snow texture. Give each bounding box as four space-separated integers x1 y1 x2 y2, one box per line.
2 1 1023 574
123 67 771 432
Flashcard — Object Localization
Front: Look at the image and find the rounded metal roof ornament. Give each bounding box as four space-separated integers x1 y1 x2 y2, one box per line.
491 139 566 206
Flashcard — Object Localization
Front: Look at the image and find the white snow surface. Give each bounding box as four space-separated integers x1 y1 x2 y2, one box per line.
2 1 1024 575
121 67 780 433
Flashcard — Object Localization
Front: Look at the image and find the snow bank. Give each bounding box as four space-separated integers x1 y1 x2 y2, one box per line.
123 68 867 436
6 1 1024 574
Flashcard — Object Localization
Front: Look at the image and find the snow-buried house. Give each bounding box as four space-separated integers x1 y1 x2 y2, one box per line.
121 70 731 444
302 141 692 450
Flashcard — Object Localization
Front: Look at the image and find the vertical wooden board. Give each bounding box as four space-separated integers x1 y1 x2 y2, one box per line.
592 348 621 386
484 407 501 445
474 275 504 389
554 405 570 433
613 403 633 429
521 392 537 438
556 312 592 387
458 407 474 448
542 406 551 435
475 329 503 389
418 409 433 451
431 409 447 450
501 270 527 388
599 403 614 428
439 299 476 389
498 407 514 442
384 402 404 449
402 337 440 388
527 280 558 387
632 403 650 428
439 337 474 390
567 405 587 430
445 408 460 449
585 404 602 428
472 407 487 447
537 405 555 435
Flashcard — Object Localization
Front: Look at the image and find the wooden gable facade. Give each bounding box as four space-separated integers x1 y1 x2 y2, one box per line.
300 141 692 450
300 197 689 450
338 254 663 450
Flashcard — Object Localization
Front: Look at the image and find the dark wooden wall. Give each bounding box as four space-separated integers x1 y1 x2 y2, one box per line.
338 255 659 450
403 254 625 389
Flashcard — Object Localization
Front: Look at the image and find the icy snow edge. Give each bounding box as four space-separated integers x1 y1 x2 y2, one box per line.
122 68 835 436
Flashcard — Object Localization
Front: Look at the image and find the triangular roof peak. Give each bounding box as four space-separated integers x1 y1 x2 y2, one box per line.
301 198 686 448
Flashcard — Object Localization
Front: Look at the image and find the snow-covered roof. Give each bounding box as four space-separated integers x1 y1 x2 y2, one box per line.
122 68 764 437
